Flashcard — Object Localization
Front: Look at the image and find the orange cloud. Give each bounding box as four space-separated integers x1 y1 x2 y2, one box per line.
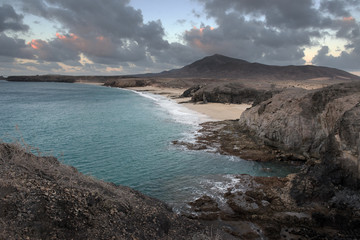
70 33 79 40
28 39 43 49
96 36 105 41
56 33 67 40
191 26 215 35
343 16 355 22
192 39 214 52
56 33 79 40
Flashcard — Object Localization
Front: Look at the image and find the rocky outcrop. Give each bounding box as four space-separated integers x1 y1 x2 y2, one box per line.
183 82 279 105
0 143 230 240
173 120 305 162
6 75 140 84
331 103 360 182
104 78 155 88
289 102 360 204
187 82 280 105
177 81 360 238
186 173 360 239
239 82 360 161
6 75 77 83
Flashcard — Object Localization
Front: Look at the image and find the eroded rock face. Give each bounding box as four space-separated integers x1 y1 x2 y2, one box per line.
189 82 278 105
333 103 360 182
104 78 154 88
239 82 360 161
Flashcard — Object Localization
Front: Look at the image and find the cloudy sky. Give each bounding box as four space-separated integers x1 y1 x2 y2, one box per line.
1 0 360 76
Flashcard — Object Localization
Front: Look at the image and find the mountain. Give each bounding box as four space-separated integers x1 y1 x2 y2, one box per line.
148 54 360 81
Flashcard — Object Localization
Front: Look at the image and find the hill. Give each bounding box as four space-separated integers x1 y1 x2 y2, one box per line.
147 54 360 81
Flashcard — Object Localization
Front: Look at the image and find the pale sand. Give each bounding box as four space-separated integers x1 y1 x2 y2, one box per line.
75 81 104 86
181 101 251 121
128 86 251 121
128 86 186 98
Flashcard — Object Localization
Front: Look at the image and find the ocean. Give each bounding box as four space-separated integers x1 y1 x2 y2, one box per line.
0 80 297 210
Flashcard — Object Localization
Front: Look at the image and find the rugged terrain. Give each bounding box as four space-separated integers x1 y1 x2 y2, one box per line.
0 143 235 240
4 54 360 239
176 81 360 239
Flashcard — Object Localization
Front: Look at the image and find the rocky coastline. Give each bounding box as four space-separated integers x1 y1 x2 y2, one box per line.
173 81 360 239
2 54 360 239
0 143 238 240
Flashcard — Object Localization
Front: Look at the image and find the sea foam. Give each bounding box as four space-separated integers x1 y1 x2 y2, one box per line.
130 90 212 126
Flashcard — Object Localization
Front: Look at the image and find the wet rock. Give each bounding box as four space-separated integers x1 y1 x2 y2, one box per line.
188 195 220 213
174 120 306 163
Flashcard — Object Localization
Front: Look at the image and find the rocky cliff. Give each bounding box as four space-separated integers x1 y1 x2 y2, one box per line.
237 82 360 205
239 82 360 161
184 82 279 105
0 143 230 240
176 82 360 239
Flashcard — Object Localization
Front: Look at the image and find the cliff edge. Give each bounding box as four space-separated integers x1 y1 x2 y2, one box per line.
239 82 360 185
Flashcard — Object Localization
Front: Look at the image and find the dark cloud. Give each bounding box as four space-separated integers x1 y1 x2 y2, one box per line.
19 0 172 65
197 0 329 29
188 0 360 68
184 11 309 65
320 1 351 17
0 4 35 66
0 33 33 59
311 1 360 71
312 45 360 71
1 0 360 75
0 0 203 75
320 0 360 17
0 4 29 32
151 42 204 67
27 37 80 62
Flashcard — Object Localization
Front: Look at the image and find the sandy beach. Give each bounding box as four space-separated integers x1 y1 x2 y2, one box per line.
75 80 105 86
128 86 251 121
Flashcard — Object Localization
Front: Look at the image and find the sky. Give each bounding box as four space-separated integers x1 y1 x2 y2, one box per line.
0 0 360 76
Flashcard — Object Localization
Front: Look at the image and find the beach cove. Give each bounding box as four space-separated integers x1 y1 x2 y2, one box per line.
2 73 360 239
0 80 297 211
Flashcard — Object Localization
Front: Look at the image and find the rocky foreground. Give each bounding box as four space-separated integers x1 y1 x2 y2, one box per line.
174 81 360 239
0 143 238 240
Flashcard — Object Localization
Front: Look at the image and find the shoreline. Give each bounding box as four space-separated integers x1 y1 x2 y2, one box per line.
75 80 105 86
127 86 252 121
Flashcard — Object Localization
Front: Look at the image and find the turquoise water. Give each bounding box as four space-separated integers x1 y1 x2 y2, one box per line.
0 80 297 208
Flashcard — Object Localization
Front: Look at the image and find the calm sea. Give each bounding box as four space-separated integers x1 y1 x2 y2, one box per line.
0 80 297 210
